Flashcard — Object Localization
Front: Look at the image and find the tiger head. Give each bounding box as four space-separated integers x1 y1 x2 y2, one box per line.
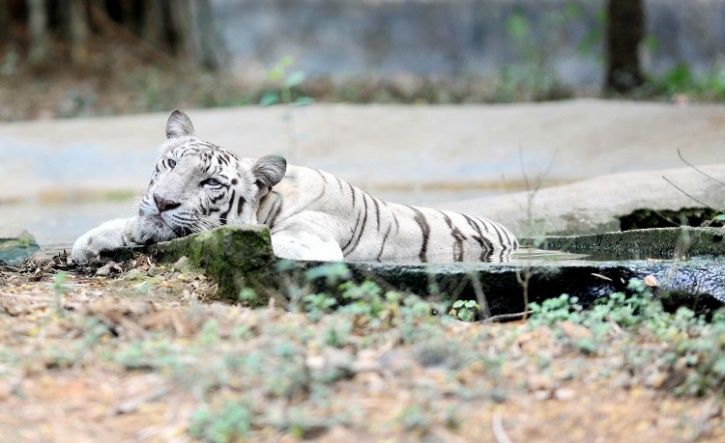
137 110 287 239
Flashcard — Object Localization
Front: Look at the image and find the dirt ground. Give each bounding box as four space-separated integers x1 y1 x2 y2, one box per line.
0 253 722 443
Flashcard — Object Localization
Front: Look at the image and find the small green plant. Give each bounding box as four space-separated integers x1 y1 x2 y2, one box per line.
645 63 725 101
238 287 257 303
302 293 338 321
305 262 351 285
52 272 69 294
189 401 253 443
449 299 480 322
199 320 220 346
135 280 151 295
397 405 430 433
258 56 314 165
51 271 70 314
323 317 353 348
114 339 179 371
526 278 725 396
528 293 584 326
259 56 313 107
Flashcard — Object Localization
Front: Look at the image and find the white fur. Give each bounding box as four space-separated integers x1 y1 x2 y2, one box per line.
72 111 518 264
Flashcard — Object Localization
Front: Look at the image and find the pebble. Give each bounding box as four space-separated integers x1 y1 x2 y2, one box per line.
554 388 577 401
173 256 190 271
95 264 113 277
645 371 668 389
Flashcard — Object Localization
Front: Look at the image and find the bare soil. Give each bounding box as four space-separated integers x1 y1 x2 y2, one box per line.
0 254 722 442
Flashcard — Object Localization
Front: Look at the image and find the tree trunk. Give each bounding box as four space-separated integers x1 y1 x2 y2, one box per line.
169 0 194 61
191 0 227 70
69 0 89 65
27 0 48 66
606 0 645 93
142 0 166 50
0 3 10 41
170 0 227 70
8 0 226 70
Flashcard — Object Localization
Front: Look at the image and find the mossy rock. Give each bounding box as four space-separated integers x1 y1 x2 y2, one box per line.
147 225 278 307
0 229 40 265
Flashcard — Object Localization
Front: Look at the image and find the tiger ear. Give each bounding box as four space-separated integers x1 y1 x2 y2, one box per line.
252 155 287 189
166 110 195 139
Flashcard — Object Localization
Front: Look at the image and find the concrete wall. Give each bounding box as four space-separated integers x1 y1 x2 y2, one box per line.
213 0 725 87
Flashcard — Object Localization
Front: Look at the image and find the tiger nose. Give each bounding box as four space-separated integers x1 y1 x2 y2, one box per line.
153 193 181 212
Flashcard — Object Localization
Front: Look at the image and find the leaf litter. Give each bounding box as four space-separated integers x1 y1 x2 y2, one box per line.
0 251 722 442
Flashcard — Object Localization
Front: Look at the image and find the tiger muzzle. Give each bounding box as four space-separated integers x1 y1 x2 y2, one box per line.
153 193 181 213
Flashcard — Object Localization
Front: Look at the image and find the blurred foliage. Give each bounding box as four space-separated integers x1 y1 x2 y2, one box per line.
0 0 722 121
259 56 314 107
650 64 725 102
0 0 224 69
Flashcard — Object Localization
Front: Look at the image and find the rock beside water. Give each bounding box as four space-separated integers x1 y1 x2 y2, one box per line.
0 229 40 265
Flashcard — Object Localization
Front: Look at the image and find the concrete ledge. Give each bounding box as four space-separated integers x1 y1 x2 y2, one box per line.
439 164 725 237
144 226 724 316
529 227 725 260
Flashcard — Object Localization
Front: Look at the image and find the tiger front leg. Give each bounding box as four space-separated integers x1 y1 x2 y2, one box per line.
271 231 344 262
71 216 176 264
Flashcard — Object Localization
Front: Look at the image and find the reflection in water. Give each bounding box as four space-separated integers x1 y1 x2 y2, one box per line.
511 248 590 264
350 248 589 265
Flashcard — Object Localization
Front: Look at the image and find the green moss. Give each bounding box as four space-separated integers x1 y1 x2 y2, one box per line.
148 225 277 307
0 230 40 265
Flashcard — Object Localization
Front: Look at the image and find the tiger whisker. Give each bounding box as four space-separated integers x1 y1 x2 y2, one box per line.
188 215 222 232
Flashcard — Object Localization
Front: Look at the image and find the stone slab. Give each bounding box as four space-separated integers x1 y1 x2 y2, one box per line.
141 226 724 317
438 163 725 237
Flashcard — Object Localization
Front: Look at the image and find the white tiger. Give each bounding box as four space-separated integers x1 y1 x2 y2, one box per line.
71 110 518 264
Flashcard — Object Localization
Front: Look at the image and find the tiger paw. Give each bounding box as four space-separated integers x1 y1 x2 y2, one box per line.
70 219 134 264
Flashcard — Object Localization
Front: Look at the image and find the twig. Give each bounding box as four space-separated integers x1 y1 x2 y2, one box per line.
516 148 558 318
483 310 533 323
662 176 718 211
515 267 532 321
470 272 491 319
607 318 624 335
650 208 688 228
492 412 513 443
115 387 169 415
677 147 725 187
